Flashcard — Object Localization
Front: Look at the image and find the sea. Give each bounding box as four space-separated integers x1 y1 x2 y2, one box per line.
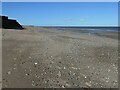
43 27 119 33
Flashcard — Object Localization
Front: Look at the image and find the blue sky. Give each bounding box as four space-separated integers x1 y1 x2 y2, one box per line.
2 2 118 26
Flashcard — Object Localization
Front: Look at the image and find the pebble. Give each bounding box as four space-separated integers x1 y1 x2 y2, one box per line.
13 68 16 70
7 71 11 75
65 83 71 87
108 69 110 72
62 85 65 88
58 71 61 77
84 76 87 78
34 62 38 65
4 85 8 88
101 53 104 55
71 67 77 70
29 56 32 59
73 73 76 75
25 73 30 76
13 58 16 60
87 66 90 68
57 66 61 69
85 82 91 87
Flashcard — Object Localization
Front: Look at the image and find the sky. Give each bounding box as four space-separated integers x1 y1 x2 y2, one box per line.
2 2 118 26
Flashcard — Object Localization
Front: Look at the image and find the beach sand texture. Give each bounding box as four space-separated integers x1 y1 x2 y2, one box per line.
2 26 118 88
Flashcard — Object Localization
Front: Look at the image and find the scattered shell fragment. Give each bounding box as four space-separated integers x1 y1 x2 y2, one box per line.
73 73 76 75
13 58 16 60
83 47 86 50
101 53 104 55
84 76 87 78
71 67 77 70
85 82 92 87
29 56 32 59
57 66 61 69
44 81 47 83
58 71 61 77
108 69 110 72
13 68 16 70
25 73 30 76
4 85 8 88
65 83 71 87
34 62 38 65
87 66 90 68
62 85 65 88
7 71 11 75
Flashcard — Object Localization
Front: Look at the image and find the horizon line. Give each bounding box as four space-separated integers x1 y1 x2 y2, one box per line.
22 25 119 27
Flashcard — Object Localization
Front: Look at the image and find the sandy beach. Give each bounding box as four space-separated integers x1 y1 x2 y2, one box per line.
2 26 118 88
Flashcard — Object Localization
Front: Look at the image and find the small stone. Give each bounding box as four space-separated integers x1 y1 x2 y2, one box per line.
83 47 86 50
7 71 11 75
101 53 104 55
4 85 8 88
88 66 90 68
62 85 65 88
113 64 116 67
108 69 110 72
85 82 91 87
57 66 61 69
13 68 16 70
32 80 35 83
34 62 38 65
58 71 61 77
58 57 61 59
25 73 30 76
73 73 76 75
71 67 76 70
29 56 32 59
63 67 66 69
13 58 16 60
65 83 71 87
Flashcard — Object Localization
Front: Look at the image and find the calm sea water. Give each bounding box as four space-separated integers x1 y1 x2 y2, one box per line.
42 27 119 38
43 27 119 33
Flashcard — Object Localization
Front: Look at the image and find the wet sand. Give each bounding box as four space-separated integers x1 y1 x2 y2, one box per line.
2 26 118 88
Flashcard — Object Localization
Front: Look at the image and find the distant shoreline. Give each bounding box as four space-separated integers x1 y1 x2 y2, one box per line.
21 26 119 35
22 25 119 28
